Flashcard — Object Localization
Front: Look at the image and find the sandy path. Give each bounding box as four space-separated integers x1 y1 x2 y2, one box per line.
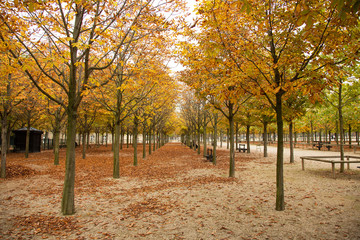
1 143 359 239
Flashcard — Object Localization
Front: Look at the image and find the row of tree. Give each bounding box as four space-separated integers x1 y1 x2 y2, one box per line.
177 0 360 211
0 0 185 215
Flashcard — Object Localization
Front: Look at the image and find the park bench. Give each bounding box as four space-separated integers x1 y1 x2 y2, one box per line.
300 155 360 178
256 144 262 152
238 144 247 153
205 148 213 162
59 142 79 148
324 142 332 151
313 141 332 150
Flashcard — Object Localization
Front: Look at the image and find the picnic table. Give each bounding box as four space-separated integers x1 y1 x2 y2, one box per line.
300 155 360 178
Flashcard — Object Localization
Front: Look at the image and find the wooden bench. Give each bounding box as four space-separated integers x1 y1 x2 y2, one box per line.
324 144 332 151
313 141 332 150
238 144 247 153
205 148 213 162
300 155 360 178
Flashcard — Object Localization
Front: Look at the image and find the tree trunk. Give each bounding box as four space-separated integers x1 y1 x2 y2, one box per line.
120 124 123 150
126 129 129 148
220 130 223 148
229 113 235 178
86 131 90 149
213 113 218 165
307 131 310 143
113 118 120 178
1 115 8 178
226 128 229 149
53 128 60 165
275 92 285 211
289 121 294 164
339 82 345 172
203 115 207 157
61 111 77 215
246 125 250 153
197 127 201 154
349 124 351 148
263 121 268 158
235 122 238 150
153 129 156 152
325 126 328 142
133 116 138 166
82 132 86 159
25 122 30 158
148 127 152 155
335 120 339 145
142 126 146 159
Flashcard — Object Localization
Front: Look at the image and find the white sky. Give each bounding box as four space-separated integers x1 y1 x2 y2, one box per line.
168 0 198 74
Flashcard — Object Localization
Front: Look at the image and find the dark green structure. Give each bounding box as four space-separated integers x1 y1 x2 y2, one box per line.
13 127 43 152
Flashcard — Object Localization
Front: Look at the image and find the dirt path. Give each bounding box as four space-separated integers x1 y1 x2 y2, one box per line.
1 143 359 239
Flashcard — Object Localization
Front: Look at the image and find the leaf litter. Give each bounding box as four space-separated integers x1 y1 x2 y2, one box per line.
0 143 359 239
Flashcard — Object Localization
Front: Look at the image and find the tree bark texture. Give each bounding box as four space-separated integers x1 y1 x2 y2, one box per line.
61 111 77 215
275 92 285 211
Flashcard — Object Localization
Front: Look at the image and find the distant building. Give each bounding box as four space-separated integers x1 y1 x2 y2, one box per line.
13 127 43 153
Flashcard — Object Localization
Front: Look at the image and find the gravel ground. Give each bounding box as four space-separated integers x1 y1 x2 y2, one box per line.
1 143 359 239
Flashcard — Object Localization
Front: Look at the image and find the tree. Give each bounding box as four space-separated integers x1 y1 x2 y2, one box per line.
0 31 26 177
1 0 184 215
283 94 307 163
17 87 44 158
324 73 360 172
193 0 360 211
